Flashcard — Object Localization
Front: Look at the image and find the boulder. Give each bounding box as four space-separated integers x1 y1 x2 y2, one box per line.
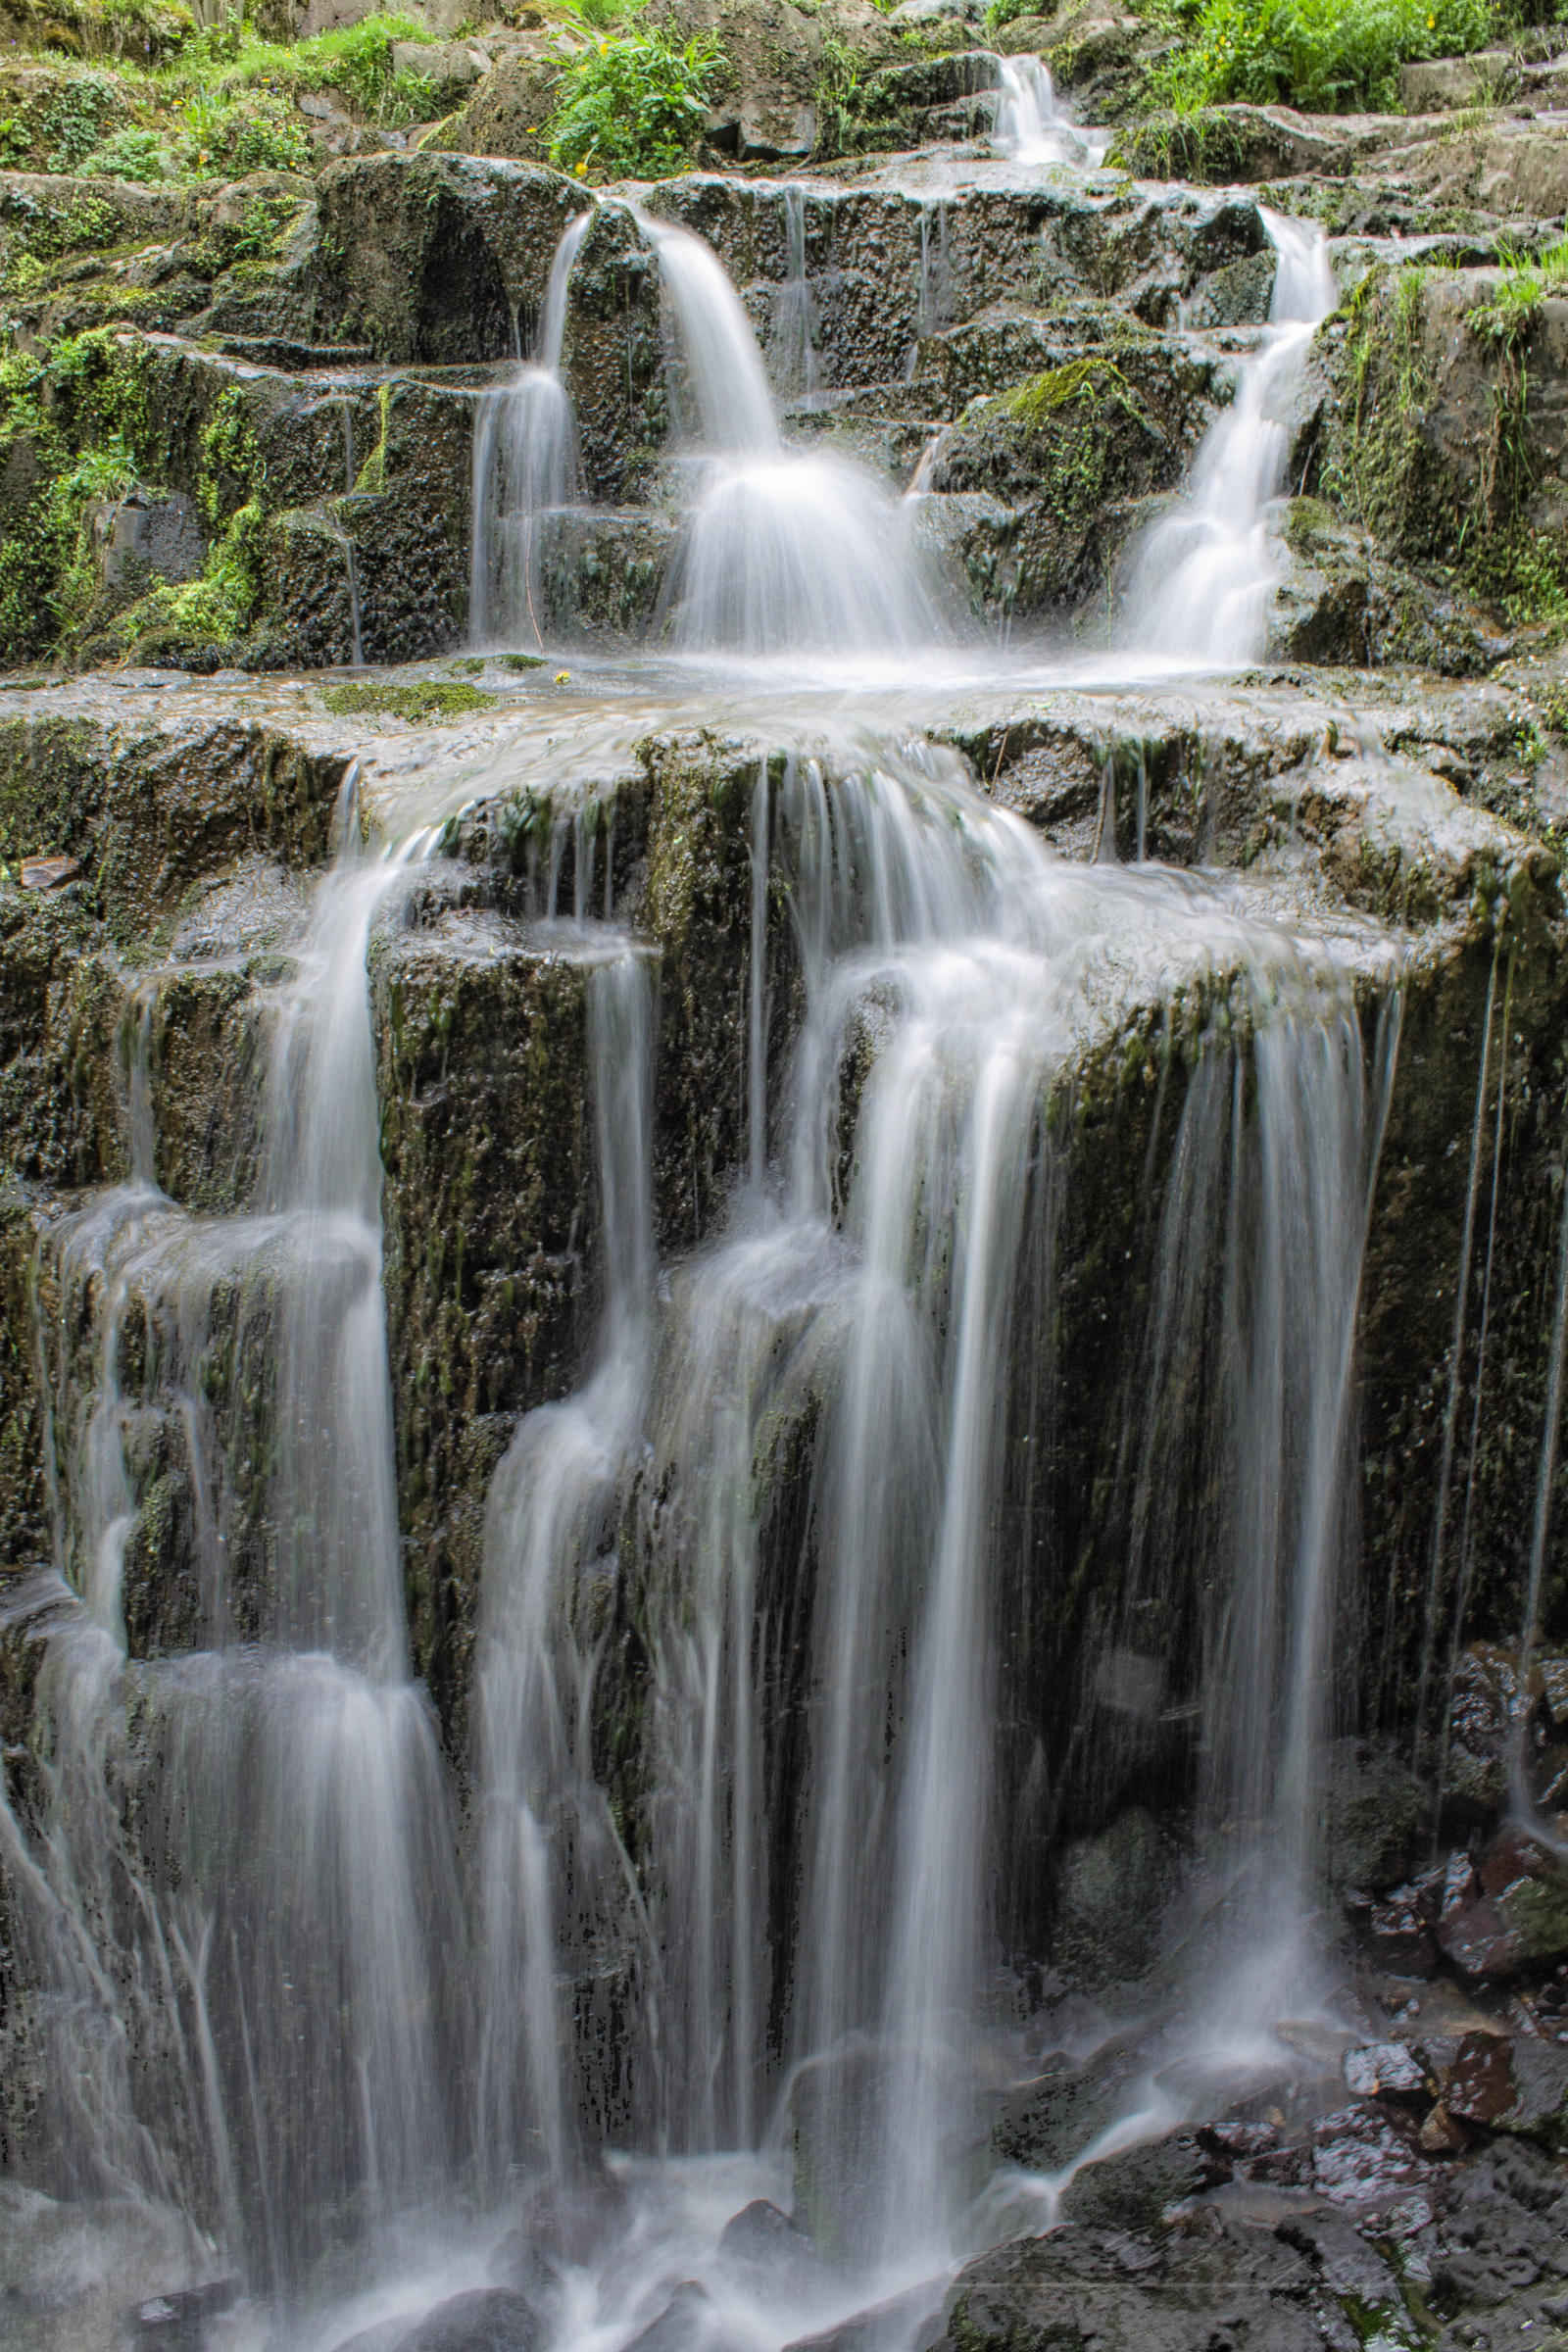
939 2219 1326 2352
1442 2031 1568 2153
1322 1738 1431 1893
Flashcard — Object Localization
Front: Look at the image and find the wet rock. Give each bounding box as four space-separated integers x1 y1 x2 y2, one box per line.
939 2217 1326 2352
0 2184 209 2352
399 2289 548 2352
1445 1644 1527 1820
315 153 588 366
622 2281 722 2352
717 2197 817 2273
371 894 596 1739
1057 2129 1219 2230
133 2278 241 2347
990 2035 1144 2171
486 2230 563 2301
1050 1806 1181 1991
1443 2029 1568 2150
782 2282 946 2352
1323 1738 1431 1894
1363 1886 1440 1975
1343 2040 1433 2106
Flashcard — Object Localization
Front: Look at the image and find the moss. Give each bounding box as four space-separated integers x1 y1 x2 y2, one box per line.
1005 357 1130 426
319 681 497 722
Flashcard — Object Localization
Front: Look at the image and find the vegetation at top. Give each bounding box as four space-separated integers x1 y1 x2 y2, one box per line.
1145 0 1494 112
985 0 1562 113
546 8 721 178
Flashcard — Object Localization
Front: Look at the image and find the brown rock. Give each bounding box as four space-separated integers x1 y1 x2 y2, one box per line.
19 856 80 891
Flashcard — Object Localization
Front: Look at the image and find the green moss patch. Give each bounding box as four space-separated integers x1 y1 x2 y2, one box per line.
319 681 498 723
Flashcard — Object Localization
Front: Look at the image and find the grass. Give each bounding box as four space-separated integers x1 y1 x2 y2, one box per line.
547 23 721 178
1469 233 1568 343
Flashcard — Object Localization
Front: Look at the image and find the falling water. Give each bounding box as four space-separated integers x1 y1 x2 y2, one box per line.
991 57 1106 168
1123 209 1336 665
477 939 656 2186
5 785 464 2295
470 208 593 647
643 215 945 656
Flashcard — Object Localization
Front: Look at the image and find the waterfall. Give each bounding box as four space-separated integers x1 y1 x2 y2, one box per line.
641 214 946 658
571 734 1401 2265
5 787 465 2292
469 208 593 648
991 57 1106 168
1122 209 1336 666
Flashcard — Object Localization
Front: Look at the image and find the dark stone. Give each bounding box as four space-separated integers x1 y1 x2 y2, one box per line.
398 2287 548 2352
1056 2130 1220 2231
717 2197 815 2266
940 2218 1325 2352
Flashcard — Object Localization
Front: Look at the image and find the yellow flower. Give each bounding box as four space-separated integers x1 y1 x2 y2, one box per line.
575 159 588 173
1427 11 1435 23
554 669 571 683
598 34 608 50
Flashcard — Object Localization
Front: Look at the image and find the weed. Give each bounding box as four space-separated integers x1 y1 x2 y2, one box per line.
548 26 720 177
1469 233 1568 345
73 122 174 176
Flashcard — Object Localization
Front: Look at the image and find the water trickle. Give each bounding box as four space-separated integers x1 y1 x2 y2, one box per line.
1123 209 1336 667
770 184 822 407
470 208 593 647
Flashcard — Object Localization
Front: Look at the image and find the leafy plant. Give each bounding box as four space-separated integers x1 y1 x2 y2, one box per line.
41 73 123 170
74 123 174 177
548 26 720 176
1147 0 1495 114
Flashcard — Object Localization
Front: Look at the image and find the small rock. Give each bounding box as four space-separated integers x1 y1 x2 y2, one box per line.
20 856 80 890
1445 1645 1526 1820
1344 2042 1431 2105
134 2278 242 2347
1418 2101 1469 2154
1365 1886 1439 1974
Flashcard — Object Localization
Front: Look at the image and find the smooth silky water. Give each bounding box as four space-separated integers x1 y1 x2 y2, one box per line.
1 120 1442 2352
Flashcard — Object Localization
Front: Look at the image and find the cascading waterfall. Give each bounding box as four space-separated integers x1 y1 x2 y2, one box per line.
462 727 1401 2283
1123 208 1336 665
470 208 593 647
1 162 1498 2352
